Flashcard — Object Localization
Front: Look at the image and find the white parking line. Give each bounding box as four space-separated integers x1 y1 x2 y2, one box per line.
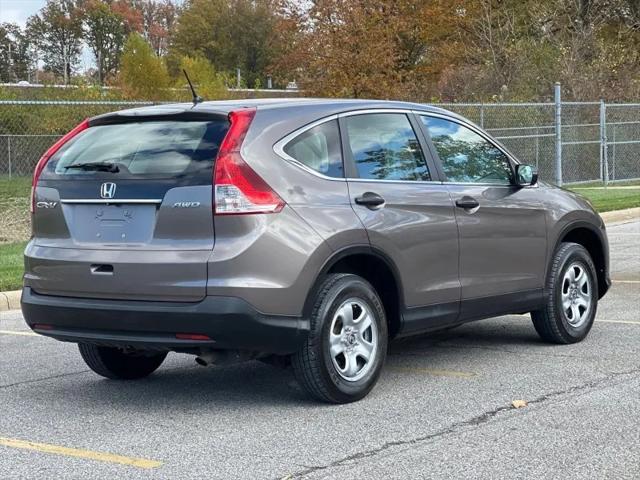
0 330 38 337
598 320 640 325
389 366 477 378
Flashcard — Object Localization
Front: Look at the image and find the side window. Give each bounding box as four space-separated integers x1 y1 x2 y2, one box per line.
421 116 513 184
344 113 431 181
283 119 343 178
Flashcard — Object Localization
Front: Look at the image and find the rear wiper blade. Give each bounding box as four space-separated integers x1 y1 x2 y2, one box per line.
64 162 120 173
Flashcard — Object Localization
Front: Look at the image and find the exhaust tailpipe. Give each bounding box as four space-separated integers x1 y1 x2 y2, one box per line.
195 349 256 367
195 351 222 367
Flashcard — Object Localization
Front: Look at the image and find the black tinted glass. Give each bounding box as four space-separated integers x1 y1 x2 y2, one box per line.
422 117 513 184
43 120 229 180
283 120 343 178
345 113 430 181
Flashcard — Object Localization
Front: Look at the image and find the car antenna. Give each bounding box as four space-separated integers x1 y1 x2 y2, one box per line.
183 69 203 105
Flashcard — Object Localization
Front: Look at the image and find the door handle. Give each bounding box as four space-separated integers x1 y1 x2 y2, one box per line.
90 264 114 275
455 196 480 209
355 192 385 209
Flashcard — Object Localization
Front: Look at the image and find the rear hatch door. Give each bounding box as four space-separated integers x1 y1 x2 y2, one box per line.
28 110 229 301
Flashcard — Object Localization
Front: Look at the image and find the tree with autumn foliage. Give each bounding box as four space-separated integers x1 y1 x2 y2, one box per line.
140 0 180 57
168 0 278 88
272 0 471 99
177 55 229 100
274 0 640 102
0 23 32 82
25 0 83 84
443 0 640 101
119 33 170 100
7 0 640 101
82 1 127 85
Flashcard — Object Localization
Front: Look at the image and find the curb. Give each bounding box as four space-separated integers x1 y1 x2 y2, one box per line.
0 290 21 312
1 208 638 312
600 207 640 225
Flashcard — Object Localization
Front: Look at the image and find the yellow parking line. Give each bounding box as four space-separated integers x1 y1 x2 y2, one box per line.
598 319 640 325
0 436 162 469
0 330 38 337
390 367 476 378
613 280 640 284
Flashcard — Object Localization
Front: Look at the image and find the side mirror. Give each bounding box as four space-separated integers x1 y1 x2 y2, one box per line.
516 164 538 186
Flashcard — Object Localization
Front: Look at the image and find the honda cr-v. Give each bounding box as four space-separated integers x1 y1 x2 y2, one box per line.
22 99 610 403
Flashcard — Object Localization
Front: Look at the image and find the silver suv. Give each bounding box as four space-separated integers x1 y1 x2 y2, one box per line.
22 99 610 403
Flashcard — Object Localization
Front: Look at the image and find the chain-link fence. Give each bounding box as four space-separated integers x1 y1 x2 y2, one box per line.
0 96 638 185
432 103 559 183
0 100 154 177
433 99 640 186
0 94 638 244
605 104 640 183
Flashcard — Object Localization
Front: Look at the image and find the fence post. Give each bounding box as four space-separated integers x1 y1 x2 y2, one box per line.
7 136 11 179
600 100 609 186
535 127 539 169
554 82 563 186
480 103 485 128
611 125 615 182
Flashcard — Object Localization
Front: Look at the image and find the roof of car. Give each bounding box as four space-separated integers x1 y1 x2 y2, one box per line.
96 98 457 120
194 98 447 113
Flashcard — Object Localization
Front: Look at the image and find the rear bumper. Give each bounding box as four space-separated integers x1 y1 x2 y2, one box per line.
21 287 308 354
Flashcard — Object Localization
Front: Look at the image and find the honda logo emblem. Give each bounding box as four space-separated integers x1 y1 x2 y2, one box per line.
100 182 117 199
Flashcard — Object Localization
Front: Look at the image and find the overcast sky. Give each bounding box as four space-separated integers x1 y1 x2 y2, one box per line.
1 0 96 69
0 0 46 26
0 0 183 72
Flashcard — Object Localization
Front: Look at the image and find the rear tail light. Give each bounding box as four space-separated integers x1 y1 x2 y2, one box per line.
175 333 211 341
214 108 284 215
31 118 89 213
33 324 53 330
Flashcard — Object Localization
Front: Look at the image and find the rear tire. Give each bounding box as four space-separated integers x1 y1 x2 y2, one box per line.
531 242 598 344
292 274 388 403
78 344 167 380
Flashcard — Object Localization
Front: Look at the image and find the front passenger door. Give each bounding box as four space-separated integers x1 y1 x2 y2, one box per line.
419 115 547 319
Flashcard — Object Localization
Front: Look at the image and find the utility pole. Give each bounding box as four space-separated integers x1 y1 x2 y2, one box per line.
98 50 102 86
8 42 14 82
63 48 69 85
34 48 39 84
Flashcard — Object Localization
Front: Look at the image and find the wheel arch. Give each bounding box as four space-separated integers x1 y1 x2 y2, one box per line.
302 246 405 338
552 221 609 299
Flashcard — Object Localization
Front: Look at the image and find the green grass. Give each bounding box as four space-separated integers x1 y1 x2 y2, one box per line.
0 175 31 200
566 179 640 188
0 175 31 244
0 177 30 290
0 241 26 291
569 186 640 213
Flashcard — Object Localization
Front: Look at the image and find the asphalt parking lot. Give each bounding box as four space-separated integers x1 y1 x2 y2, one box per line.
1 219 639 479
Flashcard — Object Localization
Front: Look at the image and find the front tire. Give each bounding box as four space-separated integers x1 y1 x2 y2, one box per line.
78 344 167 380
531 242 598 344
292 274 388 403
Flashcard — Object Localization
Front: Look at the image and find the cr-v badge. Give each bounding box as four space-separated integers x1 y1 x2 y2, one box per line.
100 182 117 199
36 201 58 209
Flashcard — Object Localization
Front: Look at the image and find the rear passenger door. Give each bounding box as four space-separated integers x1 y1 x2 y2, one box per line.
341 111 460 334
418 114 547 319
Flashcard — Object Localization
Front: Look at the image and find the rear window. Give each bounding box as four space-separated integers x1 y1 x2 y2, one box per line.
42 120 228 180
